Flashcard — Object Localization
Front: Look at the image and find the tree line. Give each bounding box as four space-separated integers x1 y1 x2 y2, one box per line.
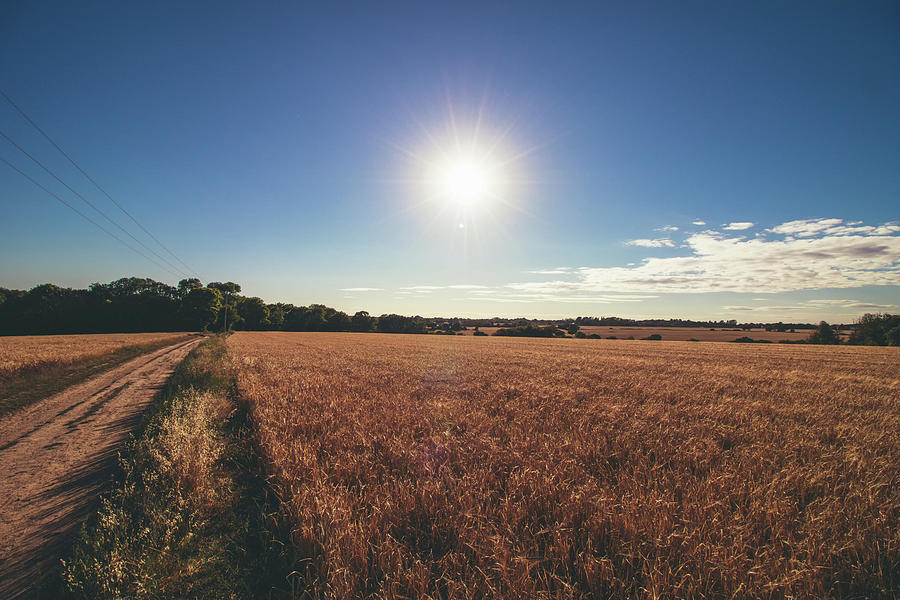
0 277 897 345
0 277 426 336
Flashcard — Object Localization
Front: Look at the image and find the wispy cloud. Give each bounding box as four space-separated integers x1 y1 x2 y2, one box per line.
625 238 675 248
656 225 679 232
692 220 707 226
339 287 383 292
470 290 658 304
527 267 577 275
723 299 899 313
514 218 900 294
723 222 755 231
806 299 900 310
398 284 488 292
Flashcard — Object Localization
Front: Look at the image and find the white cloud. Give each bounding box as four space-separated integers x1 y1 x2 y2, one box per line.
472 290 657 304
656 225 679 232
514 218 900 294
723 222 755 231
527 267 577 275
625 238 675 248
722 299 899 314
339 287 382 292
397 284 489 292
769 218 900 238
769 218 843 237
806 299 899 310
692 220 707 226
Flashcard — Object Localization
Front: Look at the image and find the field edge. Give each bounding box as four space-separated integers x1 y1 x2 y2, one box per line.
0 333 200 418
61 335 291 598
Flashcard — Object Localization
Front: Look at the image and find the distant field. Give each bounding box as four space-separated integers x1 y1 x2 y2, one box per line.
461 325 836 342
0 332 192 379
0 332 195 415
230 332 899 599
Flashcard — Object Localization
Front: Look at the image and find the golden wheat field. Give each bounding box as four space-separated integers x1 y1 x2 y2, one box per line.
229 331 900 599
0 332 191 380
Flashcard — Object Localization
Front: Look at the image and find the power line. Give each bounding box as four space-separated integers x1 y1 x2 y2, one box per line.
0 128 190 278
0 155 184 278
0 87 201 279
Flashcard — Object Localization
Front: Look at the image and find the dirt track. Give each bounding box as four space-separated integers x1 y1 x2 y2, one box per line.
0 336 201 599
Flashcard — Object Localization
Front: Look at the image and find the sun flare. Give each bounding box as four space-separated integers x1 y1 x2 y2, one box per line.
398 106 535 227
429 152 501 208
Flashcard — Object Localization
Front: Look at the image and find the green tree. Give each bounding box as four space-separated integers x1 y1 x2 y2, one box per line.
848 313 900 346
237 297 270 330
208 282 242 331
325 309 351 332
177 278 203 298
351 310 377 332
180 287 222 331
267 304 286 330
807 321 841 345
887 325 900 346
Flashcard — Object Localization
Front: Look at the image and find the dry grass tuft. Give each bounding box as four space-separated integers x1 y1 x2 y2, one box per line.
230 332 900 599
64 336 284 599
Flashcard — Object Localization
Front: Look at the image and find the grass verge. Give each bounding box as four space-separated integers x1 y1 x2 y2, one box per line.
0 335 197 418
62 335 289 599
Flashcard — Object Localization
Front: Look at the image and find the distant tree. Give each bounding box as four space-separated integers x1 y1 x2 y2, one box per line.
180 287 222 331
208 282 242 331
237 297 270 330
807 321 841 345
566 323 580 335
267 304 286 330
351 311 377 332
299 305 328 331
848 313 900 346
494 325 564 338
177 278 203 298
325 309 351 332
888 325 900 346
377 314 427 334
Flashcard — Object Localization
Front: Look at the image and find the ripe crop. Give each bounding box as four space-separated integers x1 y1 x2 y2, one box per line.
0 332 190 380
229 332 900 599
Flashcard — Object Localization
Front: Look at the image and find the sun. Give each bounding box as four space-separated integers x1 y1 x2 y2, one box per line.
395 103 535 227
426 148 506 212
429 153 499 208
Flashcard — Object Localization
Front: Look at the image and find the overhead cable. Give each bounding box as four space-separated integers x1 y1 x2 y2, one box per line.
0 87 201 279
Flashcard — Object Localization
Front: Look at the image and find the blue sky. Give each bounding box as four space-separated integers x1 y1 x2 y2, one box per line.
1 1 898 321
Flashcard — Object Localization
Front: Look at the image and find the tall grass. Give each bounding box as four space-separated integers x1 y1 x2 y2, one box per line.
230 332 900 599
64 335 288 599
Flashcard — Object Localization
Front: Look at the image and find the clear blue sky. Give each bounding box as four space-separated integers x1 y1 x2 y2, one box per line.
2 1 898 321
